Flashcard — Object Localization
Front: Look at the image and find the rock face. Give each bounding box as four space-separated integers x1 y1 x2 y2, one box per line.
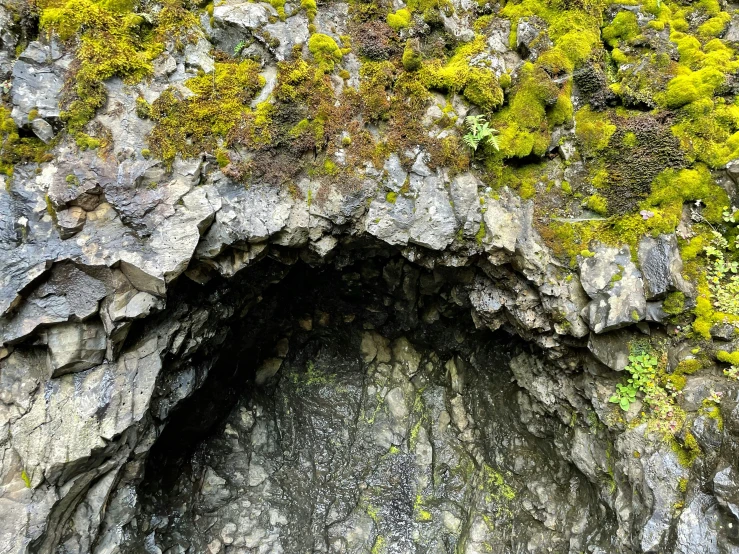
580 244 647 333
0 0 738 552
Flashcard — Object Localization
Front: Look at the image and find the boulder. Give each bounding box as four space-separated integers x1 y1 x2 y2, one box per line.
587 329 631 371
56 206 86 239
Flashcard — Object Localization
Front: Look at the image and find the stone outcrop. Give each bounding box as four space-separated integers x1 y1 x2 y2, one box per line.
0 0 737 552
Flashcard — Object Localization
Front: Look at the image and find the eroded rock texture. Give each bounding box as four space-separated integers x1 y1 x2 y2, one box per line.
2 0 739 551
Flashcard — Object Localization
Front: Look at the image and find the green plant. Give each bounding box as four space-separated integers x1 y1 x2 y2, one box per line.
463 115 499 152
702 209 739 315
234 40 247 56
609 353 659 411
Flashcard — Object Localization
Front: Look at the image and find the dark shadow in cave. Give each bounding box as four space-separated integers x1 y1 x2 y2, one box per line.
129 242 617 554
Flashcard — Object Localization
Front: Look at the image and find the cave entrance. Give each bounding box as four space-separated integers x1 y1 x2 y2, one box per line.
125 244 613 554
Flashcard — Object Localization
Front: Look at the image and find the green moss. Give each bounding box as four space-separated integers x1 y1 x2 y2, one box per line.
575 106 616 151
717 350 739 366
0 107 50 176
147 60 265 164
678 476 689 493
402 40 422 72
135 96 151 119
698 12 731 37
665 373 687 392
492 63 560 158
585 194 608 215
663 291 686 315
387 8 411 30
21 470 31 488
301 0 316 22
519 180 536 199
419 38 503 112
701 401 724 430
475 221 486 245
371 536 386 554
386 191 398 203
308 33 343 72
40 0 198 135
74 133 101 150
670 431 701 467
602 11 640 47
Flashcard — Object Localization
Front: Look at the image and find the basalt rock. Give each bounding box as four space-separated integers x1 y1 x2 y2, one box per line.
0 0 738 552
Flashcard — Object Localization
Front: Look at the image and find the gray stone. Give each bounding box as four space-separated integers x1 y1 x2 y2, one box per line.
184 38 215 74
725 16 739 44
45 321 107 376
637 234 689 300
481 190 522 253
450 172 482 237
56 207 86 239
587 329 631 371
263 14 310 61
31 118 55 143
212 2 275 30
408 176 458 250
675 493 720 554
10 41 68 125
713 466 739 521
580 244 647 333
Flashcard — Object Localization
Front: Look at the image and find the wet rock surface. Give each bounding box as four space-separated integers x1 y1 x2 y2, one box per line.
1 0 739 551
126 262 613 554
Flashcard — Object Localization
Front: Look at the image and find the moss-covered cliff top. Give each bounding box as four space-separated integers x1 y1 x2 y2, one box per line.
3 0 739 448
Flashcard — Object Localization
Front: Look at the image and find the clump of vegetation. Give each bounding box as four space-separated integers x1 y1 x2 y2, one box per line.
308 33 344 72
0 108 51 176
610 352 659 412
610 347 685 435
147 59 265 163
463 115 498 152
39 0 198 138
419 37 504 112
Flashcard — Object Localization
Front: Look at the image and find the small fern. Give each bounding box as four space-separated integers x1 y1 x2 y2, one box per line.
463 115 499 152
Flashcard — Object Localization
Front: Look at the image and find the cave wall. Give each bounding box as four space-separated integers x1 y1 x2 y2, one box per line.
2 0 739 551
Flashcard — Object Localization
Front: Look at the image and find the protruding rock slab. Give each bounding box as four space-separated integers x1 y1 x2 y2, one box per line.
637 234 689 300
579 244 647 333
45 321 107 376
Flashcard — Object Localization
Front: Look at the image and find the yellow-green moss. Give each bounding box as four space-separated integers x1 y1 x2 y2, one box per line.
602 11 640 47
0 107 50 176
717 350 739 366
670 432 701 467
308 33 343 72
301 0 316 22
40 0 198 135
147 60 265 163
663 291 686 315
674 358 702 375
419 38 503 112
387 8 412 30
402 40 422 72
575 106 617 151
585 194 608 215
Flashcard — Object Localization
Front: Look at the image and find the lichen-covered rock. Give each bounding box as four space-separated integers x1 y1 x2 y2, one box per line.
579 244 647 333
